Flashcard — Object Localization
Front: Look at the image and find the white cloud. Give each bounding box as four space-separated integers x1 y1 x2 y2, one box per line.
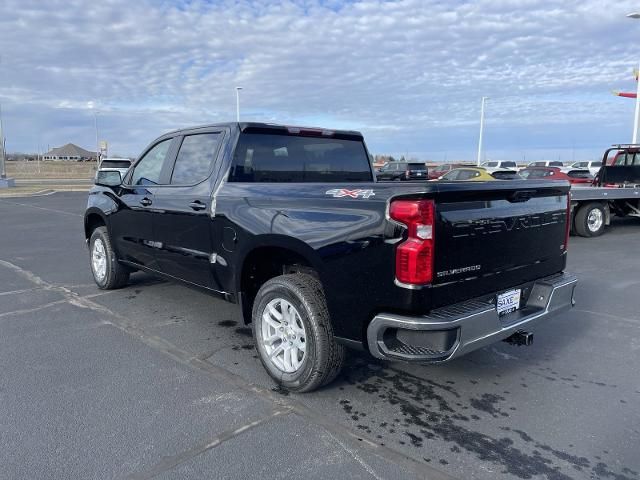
1 0 639 159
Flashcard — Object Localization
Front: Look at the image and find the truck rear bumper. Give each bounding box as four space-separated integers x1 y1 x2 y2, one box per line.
367 272 577 362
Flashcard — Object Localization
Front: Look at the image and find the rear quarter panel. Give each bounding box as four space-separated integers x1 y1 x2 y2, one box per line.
215 182 435 340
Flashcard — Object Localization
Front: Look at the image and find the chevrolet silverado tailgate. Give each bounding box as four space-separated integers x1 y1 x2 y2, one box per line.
430 181 570 307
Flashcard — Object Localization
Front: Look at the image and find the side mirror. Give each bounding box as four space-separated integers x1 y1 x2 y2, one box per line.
95 170 122 187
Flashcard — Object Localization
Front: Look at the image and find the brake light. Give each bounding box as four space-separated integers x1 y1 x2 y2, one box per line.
286 127 334 137
389 199 435 284
563 193 571 251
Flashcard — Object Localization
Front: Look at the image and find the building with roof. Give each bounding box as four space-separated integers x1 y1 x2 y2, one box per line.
43 143 97 161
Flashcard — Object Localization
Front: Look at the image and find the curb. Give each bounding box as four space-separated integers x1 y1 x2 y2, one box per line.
0 188 90 198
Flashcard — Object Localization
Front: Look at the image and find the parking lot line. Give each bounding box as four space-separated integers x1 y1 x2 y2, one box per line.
126 408 292 480
0 198 83 217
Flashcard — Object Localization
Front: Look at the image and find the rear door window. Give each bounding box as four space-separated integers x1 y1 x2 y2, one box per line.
170 133 222 185
229 133 372 182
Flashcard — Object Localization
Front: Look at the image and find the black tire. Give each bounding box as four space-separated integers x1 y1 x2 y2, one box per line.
89 226 130 289
252 274 345 393
574 202 606 237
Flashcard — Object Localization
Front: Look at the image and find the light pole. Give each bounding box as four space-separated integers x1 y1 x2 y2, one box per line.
93 109 100 164
0 101 6 179
476 96 488 166
627 13 640 143
0 54 5 180
235 87 243 123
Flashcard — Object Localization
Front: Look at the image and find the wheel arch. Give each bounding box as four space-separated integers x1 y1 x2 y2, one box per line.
236 235 323 324
84 208 108 240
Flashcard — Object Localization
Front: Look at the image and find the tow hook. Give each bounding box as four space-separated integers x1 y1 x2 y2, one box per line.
504 330 534 346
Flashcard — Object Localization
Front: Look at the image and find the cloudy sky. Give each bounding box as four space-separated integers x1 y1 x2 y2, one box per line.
1 0 640 160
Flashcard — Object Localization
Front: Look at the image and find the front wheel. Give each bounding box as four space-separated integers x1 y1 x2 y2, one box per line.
89 226 130 289
252 274 345 392
574 202 606 237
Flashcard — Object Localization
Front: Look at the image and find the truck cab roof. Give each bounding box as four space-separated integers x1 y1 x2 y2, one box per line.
162 122 364 141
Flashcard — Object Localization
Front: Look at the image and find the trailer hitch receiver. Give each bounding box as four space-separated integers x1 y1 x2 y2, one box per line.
503 330 533 346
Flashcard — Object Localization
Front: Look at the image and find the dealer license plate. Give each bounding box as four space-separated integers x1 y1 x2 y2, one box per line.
496 289 521 316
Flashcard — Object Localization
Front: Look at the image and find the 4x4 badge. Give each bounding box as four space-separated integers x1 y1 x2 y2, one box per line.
325 189 375 199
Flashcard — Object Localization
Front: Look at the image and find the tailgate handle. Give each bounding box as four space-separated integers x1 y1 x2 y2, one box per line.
508 190 537 203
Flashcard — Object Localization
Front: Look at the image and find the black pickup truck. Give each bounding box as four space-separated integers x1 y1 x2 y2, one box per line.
85 123 577 392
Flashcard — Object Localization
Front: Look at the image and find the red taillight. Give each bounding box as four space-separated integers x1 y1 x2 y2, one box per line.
389 199 435 284
564 193 571 251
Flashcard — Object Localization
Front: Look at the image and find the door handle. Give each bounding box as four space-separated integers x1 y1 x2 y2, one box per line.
140 197 152 207
189 200 206 211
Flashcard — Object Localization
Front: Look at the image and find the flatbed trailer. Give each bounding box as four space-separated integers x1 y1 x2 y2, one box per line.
570 186 640 237
569 144 640 237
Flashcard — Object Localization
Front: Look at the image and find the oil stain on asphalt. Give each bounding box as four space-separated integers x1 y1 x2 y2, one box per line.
335 356 637 480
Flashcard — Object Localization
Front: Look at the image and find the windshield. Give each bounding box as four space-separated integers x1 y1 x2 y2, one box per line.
567 170 592 179
407 163 426 171
520 169 548 179
492 171 519 180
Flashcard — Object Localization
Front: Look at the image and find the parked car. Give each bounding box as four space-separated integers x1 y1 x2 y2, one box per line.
480 160 517 172
564 161 601 177
376 161 428 181
527 161 564 168
86 122 576 392
437 167 497 181
427 163 476 180
96 158 132 182
519 167 592 184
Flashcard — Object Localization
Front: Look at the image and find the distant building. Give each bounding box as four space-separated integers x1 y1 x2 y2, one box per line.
43 143 97 161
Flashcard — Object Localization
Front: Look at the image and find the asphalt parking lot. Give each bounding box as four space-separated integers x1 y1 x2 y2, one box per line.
1 192 638 480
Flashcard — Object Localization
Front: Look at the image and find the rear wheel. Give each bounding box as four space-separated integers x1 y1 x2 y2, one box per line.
252 273 345 392
574 202 606 237
89 226 130 289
